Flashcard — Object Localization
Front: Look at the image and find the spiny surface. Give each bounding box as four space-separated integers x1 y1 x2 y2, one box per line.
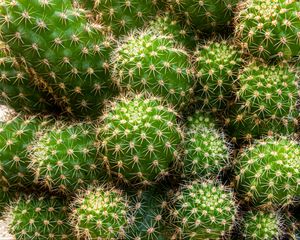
194 40 243 113
224 60 299 143
235 0 300 61
30 122 106 194
0 115 53 188
9 195 74 240
98 95 183 186
242 210 282 240
71 186 128 239
0 0 117 119
170 180 237 239
111 31 195 111
183 111 229 179
235 137 300 207
0 56 55 114
166 0 239 32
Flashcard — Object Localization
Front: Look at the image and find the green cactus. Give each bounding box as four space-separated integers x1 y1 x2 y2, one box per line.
9 195 74 240
111 30 195 111
98 94 183 186
127 187 169 240
78 0 164 37
234 136 300 207
166 0 239 32
0 56 58 114
183 111 229 179
224 60 299 143
0 115 53 188
30 121 107 194
194 40 243 113
186 110 218 129
70 185 129 239
0 0 117 119
235 0 300 61
242 210 282 240
170 180 237 239
0 185 17 218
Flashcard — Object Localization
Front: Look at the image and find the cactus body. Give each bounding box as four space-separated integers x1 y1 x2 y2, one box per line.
98 95 183 186
0 0 117 119
30 122 106 194
111 31 195 111
235 0 300 61
225 61 299 143
170 180 237 239
71 186 128 239
9 195 74 240
235 137 300 207
194 40 243 113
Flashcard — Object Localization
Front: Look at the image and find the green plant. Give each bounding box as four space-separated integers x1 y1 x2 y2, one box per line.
111 30 195 111
235 0 300 61
98 94 183 186
234 136 300 207
70 185 129 239
0 0 117 119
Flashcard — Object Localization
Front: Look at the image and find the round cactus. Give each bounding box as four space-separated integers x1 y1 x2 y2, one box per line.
70 185 129 239
98 94 183 186
166 0 239 32
0 115 53 188
0 0 117 119
30 121 107 194
234 136 300 207
242 210 282 240
183 111 229 179
8 195 74 240
224 60 299 143
170 180 237 239
194 40 243 113
111 30 195 111
186 110 219 129
235 0 300 61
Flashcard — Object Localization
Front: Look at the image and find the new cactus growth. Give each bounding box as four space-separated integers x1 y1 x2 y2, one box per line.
111 31 195 111
0 0 117 119
235 0 300 61
166 0 239 32
170 180 237 239
194 40 243 113
224 60 299 143
98 95 183 186
0 56 56 114
183 111 229 179
71 185 129 239
0 115 52 188
234 136 300 207
242 210 282 240
30 122 106 194
8 195 74 240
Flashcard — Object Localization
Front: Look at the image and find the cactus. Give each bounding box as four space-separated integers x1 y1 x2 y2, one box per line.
8 195 74 240
0 56 58 114
234 136 300 207
186 110 218 129
127 187 169 240
166 0 239 32
183 111 229 179
70 185 129 239
224 60 299 143
111 30 195 111
30 121 107 194
98 94 183 186
235 0 300 61
0 115 53 188
77 0 164 37
170 180 237 239
0 0 117 119
0 185 17 218
194 40 243 113
242 210 282 240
